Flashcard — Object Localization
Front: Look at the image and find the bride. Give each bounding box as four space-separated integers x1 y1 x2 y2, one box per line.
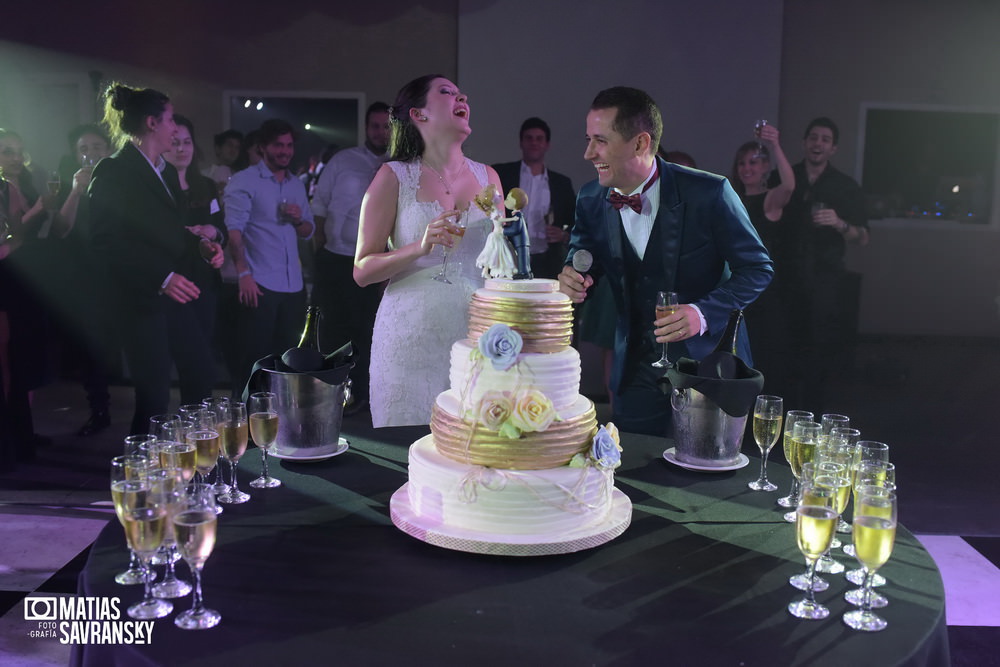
354 74 504 427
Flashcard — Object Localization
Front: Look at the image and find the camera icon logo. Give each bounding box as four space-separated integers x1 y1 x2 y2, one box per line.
24 596 58 621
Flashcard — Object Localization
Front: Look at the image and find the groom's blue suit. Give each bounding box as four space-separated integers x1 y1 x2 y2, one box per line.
569 157 773 433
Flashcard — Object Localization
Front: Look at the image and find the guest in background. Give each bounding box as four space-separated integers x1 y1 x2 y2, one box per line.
310 101 391 416
660 149 698 168
166 114 226 361
204 128 243 194
774 117 869 412
729 123 794 394
355 74 501 427
50 124 116 437
492 117 575 279
0 157 48 464
88 83 225 434
224 118 313 395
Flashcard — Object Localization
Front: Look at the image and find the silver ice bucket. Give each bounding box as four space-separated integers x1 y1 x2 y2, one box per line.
261 368 351 458
670 387 747 467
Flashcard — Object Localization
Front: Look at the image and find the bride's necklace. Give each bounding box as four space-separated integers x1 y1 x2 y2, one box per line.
422 159 464 195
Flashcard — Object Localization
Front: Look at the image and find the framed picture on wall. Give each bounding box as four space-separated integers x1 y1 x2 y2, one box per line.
858 103 999 224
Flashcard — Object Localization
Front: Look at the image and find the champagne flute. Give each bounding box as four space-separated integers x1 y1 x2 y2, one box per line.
202 396 232 494
748 395 783 491
784 420 821 522
124 434 157 457
752 119 768 159
845 461 896 588
843 486 898 631
820 413 850 442
149 414 180 442
110 456 150 585
217 402 250 504
189 428 221 490
432 207 469 284
174 485 221 630
651 291 679 368
813 460 851 575
122 478 172 619
249 392 281 489
157 441 197 485
149 468 192 599
787 475 839 620
777 410 814 509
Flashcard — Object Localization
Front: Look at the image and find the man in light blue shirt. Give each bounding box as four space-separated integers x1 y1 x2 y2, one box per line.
225 118 314 392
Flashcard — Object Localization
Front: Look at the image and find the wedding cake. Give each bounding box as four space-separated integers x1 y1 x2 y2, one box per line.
390 278 632 556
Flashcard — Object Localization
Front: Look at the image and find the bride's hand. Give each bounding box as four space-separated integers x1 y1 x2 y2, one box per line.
421 209 461 254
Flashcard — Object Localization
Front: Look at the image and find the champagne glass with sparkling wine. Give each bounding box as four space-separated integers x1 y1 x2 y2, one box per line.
217 402 250 504
432 206 469 284
748 395 783 491
249 392 281 489
173 485 221 630
651 291 679 368
777 410 814 509
787 475 839 620
843 486 897 631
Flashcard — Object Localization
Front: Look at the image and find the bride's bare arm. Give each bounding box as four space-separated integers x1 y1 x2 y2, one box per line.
354 165 424 287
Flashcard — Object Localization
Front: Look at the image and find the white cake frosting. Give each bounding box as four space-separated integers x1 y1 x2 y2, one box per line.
446 340 583 417
406 435 615 535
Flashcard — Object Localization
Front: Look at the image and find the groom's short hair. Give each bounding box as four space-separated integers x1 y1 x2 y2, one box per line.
590 86 662 152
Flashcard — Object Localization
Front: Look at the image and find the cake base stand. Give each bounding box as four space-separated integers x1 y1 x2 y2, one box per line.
389 484 632 557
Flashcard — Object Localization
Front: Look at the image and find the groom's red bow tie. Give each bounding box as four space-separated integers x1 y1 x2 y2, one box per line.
608 165 659 214
608 191 643 214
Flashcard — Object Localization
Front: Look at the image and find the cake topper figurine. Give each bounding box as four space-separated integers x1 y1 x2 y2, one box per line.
475 184 517 279
500 188 532 279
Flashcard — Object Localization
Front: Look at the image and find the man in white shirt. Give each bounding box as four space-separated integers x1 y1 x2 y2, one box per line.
492 117 576 279
310 102 391 415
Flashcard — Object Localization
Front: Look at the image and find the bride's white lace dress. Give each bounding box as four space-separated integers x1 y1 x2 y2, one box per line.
369 159 491 427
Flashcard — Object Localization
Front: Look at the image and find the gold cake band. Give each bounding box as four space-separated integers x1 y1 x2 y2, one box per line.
467 295 574 353
431 401 598 471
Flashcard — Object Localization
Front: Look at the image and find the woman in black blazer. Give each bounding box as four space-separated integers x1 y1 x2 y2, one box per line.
88 83 225 434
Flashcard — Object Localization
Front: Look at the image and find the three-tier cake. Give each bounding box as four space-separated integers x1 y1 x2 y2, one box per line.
389 278 632 555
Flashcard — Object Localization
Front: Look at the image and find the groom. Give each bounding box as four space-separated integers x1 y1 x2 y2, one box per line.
559 86 773 436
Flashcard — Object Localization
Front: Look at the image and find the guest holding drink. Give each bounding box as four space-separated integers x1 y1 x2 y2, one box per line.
559 87 773 436
354 74 502 427
88 82 225 434
165 114 226 362
774 117 869 413
729 122 794 395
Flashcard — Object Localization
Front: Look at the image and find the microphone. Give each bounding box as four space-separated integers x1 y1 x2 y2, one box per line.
571 249 593 273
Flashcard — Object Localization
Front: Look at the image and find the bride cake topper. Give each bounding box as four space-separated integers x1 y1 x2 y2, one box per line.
475 185 533 280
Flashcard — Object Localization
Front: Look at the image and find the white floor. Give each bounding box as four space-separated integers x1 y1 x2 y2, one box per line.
916 534 1000 626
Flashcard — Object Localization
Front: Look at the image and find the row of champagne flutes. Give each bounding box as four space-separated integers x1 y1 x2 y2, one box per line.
745 400 897 630
110 457 220 628
108 392 281 629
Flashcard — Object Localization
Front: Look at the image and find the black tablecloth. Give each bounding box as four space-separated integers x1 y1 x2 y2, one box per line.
73 427 949 667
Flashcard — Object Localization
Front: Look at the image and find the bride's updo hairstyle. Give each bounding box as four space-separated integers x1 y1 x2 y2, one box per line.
387 73 445 163
102 82 171 149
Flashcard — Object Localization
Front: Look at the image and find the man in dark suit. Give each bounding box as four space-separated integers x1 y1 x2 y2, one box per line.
88 95 224 433
559 87 773 436
492 117 576 279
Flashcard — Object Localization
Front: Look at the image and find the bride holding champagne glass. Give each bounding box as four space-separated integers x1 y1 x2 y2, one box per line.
354 74 504 427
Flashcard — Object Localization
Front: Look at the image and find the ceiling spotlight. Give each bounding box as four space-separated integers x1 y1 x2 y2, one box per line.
243 99 251 109
256 102 264 111
304 123 312 130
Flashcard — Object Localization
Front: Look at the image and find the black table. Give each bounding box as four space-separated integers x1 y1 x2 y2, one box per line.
74 427 949 666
